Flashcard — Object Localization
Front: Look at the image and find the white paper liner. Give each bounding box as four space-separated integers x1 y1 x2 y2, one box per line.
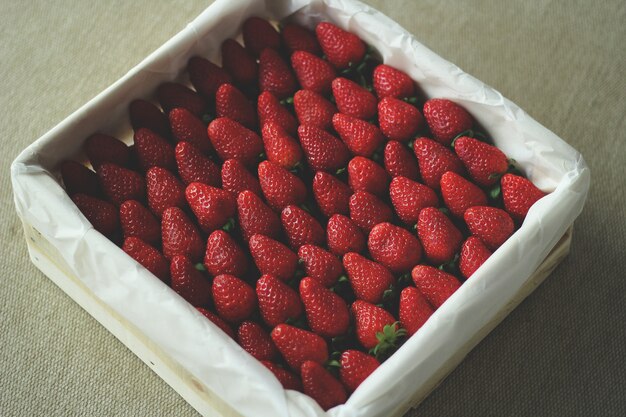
11 1 590 416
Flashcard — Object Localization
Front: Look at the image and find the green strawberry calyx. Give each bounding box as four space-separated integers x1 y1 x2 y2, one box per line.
370 321 407 361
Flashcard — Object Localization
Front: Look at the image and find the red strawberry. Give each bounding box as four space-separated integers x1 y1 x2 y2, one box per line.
271 324 328 371
351 300 403 352
368 222 422 273
300 277 350 338
236 190 282 241
301 361 347 410
185 182 236 233
340 350 380 393
221 39 258 86
440 171 487 218
332 77 377 120
242 17 281 56
207 117 264 166
134 128 175 172
459 236 492 279
123 237 170 283
97 163 145 206
298 244 344 287
257 91 298 136
170 255 212 307
145 167 186 217
416 207 463 265
249 234 298 282
220 158 262 197
156 82 207 117
348 157 390 197
349 191 393 232
333 113 385 158
85 134 131 169
72 194 120 239
454 136 508 186
215 83 257 129
389 176 439 225
399 286 434 336
281 23 322 55
261 121 303 169
237 321 279 361
212 274 257 323
258 160 307 211
326 214 366 256
169 107 213 154
464 206 514 250
372 64 415 99
258 48 297 99
291 51 336 94
378 97 424 142
161 207 204 262
196 307 235 338
343 252 395 304
60 160 101 197
256 274 303 327
129 99 171 139
293 90 337 130
312 171 351 217
413 137 465 190
174 141 220 187
119 199 160 245
423 98 473 146
501 173 547 221
261 361 302 391
384 141 419 181
204 230 248 278
281 205 325 249
187 56 232 100
411 265 461 308
315 22 365 69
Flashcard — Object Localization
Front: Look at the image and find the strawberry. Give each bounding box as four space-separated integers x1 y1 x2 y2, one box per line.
312 171 351 218
300 277 350 338
501 173 547 221
326 214 366 256
261 121 303 169
72 194 120 239
242 17 281 56
119 199 160 245
257 91 298 136
97 163 145 206
207 117 264 166
388 176 439 225
293 90 337 130
215 83 257 129
440 171 487 218
187 56 232 100
384 141 419 181
281 205 325 249
258 48 298 99
204 230 248 278
298 244 344 287
416 207 463 265
85 133 131 169
212 274 257 323
129 99 171 139
133 128 176 172
258 160 307 211
399 286 433 336
315 22 365 69
347 157 390 197
281 23 322 55
339 350 380 393
122 237 170 283
423 98 473 146
348 191 393 232
170 255 212 307
368 222 422 273
60 160 101 197
301 361 347 410
290 51 336 94
221 39 258 87
454 136 508 186
372 64 415 99
411 265 461 308
174 141 220 187
464 206 514 250
237 321 279 361
261 361 302 391
156 82 207 117
351 300 404 353
256 274 303 327
196 307 235 339
333 113 385 158
249 234 298 281
185 182 236 233
161 207 204 262
236 190 282 241
331 77 377 120
413 137 465 190
168 107 214 155
378 97 424 142
145 167 186 218
271 324 328 371
343 252 395 304
459 236 492 279
220 158 262 197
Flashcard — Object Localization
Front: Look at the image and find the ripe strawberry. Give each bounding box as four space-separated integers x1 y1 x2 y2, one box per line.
348 157 390 197
315 22 365 69
340 350 380 393
197 307 235 339
123 237 170 283
257 91 298 136
440 171 487 218
236 190 282 241
60 160 101 197
312 171 351 217
85 133 131 169
215 83 257 129
271 324 328 371
242 17 281 56
333 113 385 158
343 252 395 304
413 137 465 190
129 99 171 139
212 274 257 323
454 136 508 186
156 82 207 117
185 182 236 233
249 234 298 281
187 56 232 100
326 214 366 256
464 206 514 250
281 23 322 55
281 205 325 249
207 117 264 167
384 141 419 181
388 176 439 225
261 122 303 170
301 361 347 411
417 207 463 265
258 160 307 211
261 361 302 391
161 207 204 262
204 230 248 278
119 199 160 245
299 124 352 172
258 48 298 99
220 159 262 197
145 167 186 218
134 128 176 172
372 64 415 99
97 163 145 206
423 98 473 146
459 236 492 279
298 244 344 287
332 77 377 120
256 274 303 327
72 194 120 239
174 141 220 187
291 50 336 94
300 277 349 338
170 255 212 307
293 90 337 130
349 191 393 232
168 107 213 155
411 265 461 308
501 173 547 221
378 97 424 142
237 321 279 361
221 39 258 86
368 222 422 273
351 300 404 352
399 286 433 336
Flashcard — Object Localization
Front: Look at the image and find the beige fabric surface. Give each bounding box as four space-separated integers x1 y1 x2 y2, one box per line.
2 1 625 416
